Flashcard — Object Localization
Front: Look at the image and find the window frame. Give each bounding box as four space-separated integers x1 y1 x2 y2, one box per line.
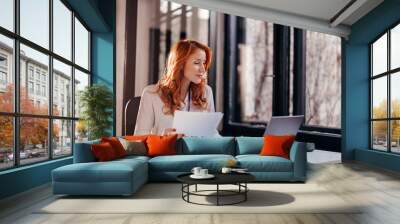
219 15 341 153
222 15 342 135
0 0 92 171
0 71 7 85
369 20 400 154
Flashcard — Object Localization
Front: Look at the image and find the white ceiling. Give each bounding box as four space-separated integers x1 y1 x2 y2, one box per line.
171 0 384 38
225 0 352 23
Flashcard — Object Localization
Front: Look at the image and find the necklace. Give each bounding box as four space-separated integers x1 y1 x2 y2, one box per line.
187 88 191 112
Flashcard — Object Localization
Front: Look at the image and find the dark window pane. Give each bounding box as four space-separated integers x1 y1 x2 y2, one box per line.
306 31 342 128
20 44 49 115
74 18 89 70
372 76 387 119
20 117 49 165
372 33 387 76
0 0 14 31
391 72 400 118
53 59 72 117
238 19 273 123
53 119 72 158
20 0 49 49
75 120 88 143
74 69 89 118
391 120 400 153
53 0 72 60
372 121 388 151
391 24 400 70
0 116 13 170
0 34 14 112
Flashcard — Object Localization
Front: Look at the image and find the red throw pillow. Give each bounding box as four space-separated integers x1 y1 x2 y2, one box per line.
146 135 177 157
259 135 296 159
91 142 117 161
101 137 126 158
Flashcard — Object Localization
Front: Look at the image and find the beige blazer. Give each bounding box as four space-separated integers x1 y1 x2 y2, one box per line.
134 84 215 135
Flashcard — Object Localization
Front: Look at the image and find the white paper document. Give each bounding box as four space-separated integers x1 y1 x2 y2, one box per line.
172 111 223 137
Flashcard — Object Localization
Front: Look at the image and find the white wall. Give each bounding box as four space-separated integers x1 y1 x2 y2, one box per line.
115 0 126 136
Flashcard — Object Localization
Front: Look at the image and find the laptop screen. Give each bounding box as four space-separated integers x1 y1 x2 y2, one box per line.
264 115 304 136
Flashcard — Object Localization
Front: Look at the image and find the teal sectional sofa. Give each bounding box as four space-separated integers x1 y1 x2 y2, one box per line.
52 137 307 196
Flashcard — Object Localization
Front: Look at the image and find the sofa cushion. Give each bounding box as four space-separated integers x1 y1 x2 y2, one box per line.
179 137 235 155
236 155 293 172
148 154 235 172
101 137 127 158
260 135 296 159
53 158 147 183
147 135 177 157
124 135 154 150
115 155 150 163
236 137 263 155
124 135 152 141
119 138 147 156
91 142 118 161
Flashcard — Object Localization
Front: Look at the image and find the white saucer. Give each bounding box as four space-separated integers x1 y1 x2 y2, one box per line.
190 174 215 179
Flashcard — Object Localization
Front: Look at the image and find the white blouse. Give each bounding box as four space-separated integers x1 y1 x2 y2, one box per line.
134 84 215 135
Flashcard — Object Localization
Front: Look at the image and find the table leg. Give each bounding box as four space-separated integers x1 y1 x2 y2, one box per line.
195 184 197 192
245 183 247 201
217 184 219 206
187 184 190 202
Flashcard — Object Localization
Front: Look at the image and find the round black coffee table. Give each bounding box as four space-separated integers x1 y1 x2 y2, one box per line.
177 173 255 206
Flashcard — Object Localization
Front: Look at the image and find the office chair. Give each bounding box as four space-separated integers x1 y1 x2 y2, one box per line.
124 96 141 135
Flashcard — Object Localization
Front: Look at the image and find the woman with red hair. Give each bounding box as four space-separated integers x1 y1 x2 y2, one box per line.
134 40 215 136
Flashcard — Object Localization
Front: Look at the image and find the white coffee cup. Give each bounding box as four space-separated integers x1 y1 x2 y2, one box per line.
221 167 232 174
191 167 202 176
200 169 208 176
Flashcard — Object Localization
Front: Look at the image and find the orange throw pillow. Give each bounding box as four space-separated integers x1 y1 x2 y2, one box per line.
124 135 151 141
146 135 177 157
101 137 126 158
91 142 117 161
259 135 296 159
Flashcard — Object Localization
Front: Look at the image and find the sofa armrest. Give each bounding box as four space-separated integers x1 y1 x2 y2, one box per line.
289 141 307 181
73 140 100 163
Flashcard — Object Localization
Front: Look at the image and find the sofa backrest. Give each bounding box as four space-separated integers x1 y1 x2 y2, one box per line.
73 139 100 163
178 137 236 155
235 137 263 155
74 136 270 162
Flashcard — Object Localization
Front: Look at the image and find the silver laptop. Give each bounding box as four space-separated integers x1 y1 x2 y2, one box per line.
264 115 304 136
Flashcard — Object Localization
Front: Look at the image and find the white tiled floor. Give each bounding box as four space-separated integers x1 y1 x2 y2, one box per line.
307 149 341 164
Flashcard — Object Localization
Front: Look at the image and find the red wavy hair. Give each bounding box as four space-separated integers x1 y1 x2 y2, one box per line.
156 40 212 115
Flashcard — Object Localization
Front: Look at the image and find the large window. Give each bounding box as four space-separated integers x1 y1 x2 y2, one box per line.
0 0 14 32
232 21 342 128
371 23 400 153
0 0 91 170
305 31 341 128
20 0 49 49
238 19 274 123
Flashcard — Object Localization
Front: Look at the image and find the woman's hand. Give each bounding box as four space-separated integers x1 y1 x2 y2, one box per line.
163 128 185 138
